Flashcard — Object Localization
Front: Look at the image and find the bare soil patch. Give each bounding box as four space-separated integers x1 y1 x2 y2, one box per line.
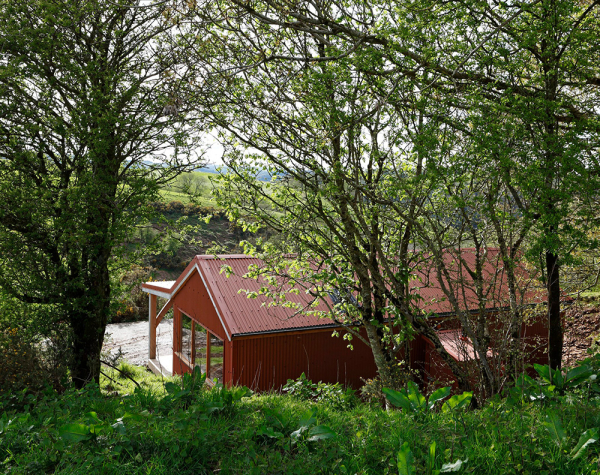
563 302 600 367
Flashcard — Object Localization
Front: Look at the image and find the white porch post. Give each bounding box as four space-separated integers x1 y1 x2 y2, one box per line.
149 294 157 360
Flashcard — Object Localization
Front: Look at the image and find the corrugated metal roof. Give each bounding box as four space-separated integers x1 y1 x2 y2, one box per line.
141 249 547 336
142 255 338 336
410 248 546 315
196 256 337 335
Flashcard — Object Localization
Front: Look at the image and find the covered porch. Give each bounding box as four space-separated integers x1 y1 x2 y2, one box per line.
143 278 226 383
144 280 175 377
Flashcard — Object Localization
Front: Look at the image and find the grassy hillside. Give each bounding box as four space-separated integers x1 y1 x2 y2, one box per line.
110 170 274 322
159 171 220 207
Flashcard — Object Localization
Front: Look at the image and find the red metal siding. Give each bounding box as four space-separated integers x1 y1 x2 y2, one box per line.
423 340 462 390
521 311 551 368
172 271 228 342
421 311 552 390
173 352 192 376
231 329 378 391
224 340 234 386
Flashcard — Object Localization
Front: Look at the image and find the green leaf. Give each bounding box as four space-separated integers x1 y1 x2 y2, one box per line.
564 365 593 387
534 364 552 383
407 381 427 411
257 425 284 439
544 412 566 445
397 441 416 475
59 423 91 443
111 421 126 435
554 370 564 389
441 392 472 413
121 412 145 422
164 382 179 395
298 410 317 428
307 425 336 441
191 365 207 385
428 440 437 474
383 387 412 413
290 426 307 441
570 428 599 459
230 386 253 400
428 387 451 410
85 412 101 424
441 458 467 472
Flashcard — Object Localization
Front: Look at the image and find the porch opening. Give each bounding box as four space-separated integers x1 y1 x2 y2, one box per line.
179 313 223 384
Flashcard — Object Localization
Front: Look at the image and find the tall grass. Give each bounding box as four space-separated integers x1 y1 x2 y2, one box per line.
1 365 599 474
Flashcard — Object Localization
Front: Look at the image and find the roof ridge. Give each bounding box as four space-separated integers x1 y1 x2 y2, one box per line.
195 254 255 260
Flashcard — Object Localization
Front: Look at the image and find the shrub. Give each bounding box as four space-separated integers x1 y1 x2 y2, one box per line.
183 202 202 215
112 265 155 323
0 325 70 395
360 360 414 405
282 373 358 410
148 201 167 213
0 327 44 395
166 200 185 213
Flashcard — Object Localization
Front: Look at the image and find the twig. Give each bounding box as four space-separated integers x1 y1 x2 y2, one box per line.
100 370 125 388
100 359 142 389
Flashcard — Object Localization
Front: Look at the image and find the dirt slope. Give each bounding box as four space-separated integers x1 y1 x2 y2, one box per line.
563 302 600 367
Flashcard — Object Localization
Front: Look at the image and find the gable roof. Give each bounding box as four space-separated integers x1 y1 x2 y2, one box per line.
142 250 548 337
142 255 339 337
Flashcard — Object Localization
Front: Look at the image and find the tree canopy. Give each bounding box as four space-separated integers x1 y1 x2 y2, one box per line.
2 0 599 390
178 0 600 392
0 0 203 386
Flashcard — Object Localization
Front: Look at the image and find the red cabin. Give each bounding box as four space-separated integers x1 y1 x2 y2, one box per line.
141 251 551 391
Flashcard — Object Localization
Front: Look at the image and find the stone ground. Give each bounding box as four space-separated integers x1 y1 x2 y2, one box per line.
102 319 175 366
102 319 208 368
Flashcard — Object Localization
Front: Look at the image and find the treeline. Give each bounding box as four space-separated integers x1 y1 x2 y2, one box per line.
0 0 599 393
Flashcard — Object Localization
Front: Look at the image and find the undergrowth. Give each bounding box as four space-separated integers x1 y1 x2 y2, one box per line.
1 364 600 474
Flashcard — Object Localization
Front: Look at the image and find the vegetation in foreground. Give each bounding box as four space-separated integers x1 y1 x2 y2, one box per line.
2 362 600 475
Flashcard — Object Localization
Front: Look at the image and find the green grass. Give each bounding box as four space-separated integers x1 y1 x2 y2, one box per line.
2 364 600 474
159 171 220 207
580 291 600 300
100 362 172 396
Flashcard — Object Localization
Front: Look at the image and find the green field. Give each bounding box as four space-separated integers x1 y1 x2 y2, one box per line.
159 171 220 207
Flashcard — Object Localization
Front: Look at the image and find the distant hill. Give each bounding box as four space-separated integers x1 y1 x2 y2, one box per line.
196 164 221 174
196 164 273 182
139 160 273 182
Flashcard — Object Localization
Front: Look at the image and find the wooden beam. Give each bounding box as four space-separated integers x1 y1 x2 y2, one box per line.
206 329 211 378
191 321 196 366
173 307 181 353
149 294 157 359
156 300 173 326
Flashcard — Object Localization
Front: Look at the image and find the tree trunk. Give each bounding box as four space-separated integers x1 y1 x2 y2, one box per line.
546 251 562 369
69 276 110 387
364 321 394 380
412 319 476 405
69 229 112 387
